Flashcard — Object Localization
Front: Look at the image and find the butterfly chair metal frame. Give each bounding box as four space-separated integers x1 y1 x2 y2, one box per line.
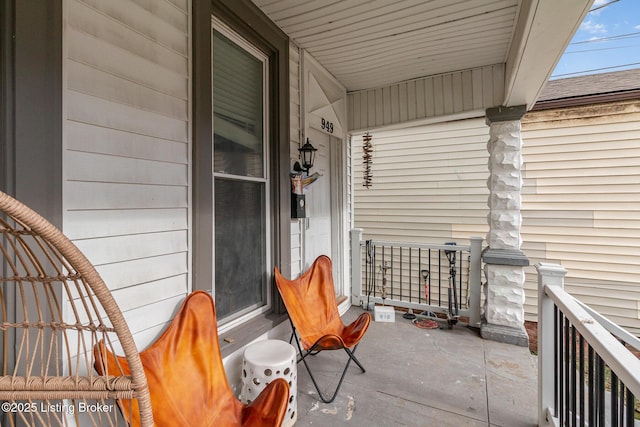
0 191 153 427
275 255 371 404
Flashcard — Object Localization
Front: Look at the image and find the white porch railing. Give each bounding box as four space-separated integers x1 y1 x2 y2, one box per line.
350 229 483 327
537 263 640 427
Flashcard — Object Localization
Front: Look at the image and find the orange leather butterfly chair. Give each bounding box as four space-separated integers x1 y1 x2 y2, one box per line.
274 255 371 403
95 291 289 427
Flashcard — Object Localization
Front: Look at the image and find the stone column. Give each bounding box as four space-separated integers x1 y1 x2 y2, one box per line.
481 105 530 347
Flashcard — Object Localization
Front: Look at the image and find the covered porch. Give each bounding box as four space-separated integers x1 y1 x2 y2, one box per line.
254 0 599 348
8 0 639 425
294 306 537 426
288 263 640 426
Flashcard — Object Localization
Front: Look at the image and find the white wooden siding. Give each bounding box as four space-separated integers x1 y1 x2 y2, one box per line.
352 117 490 245
353 102 640 335
348 65 504 131
347 133 353 227
521 100 640 334
289 41 303 277
63 0 190 348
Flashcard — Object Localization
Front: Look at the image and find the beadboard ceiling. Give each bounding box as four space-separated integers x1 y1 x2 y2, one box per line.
251 0 521 92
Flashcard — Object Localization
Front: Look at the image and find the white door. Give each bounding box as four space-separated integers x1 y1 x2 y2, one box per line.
304 128 331 263
303 128 342 295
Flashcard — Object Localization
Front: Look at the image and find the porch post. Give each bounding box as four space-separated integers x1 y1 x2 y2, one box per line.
468 236 483 328
536 263 567 426
351 228 363 306
481 105 530 347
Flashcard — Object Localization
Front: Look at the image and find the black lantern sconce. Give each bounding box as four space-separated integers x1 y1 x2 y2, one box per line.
293 138 317 175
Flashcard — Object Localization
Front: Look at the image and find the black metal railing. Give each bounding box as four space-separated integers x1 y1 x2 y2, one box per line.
357 238 482 325
554 307 638 426
537 263 640 427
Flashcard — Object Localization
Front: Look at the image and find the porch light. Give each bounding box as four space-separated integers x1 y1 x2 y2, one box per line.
294 138 317 175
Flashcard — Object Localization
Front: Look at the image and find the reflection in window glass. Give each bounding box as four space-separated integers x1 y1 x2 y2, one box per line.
214 179 266 319
213 31 264 178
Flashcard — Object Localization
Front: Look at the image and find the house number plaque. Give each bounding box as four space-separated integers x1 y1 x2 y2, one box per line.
320 118 334 134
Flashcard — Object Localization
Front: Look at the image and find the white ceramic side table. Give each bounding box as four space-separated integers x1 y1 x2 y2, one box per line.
240 339 297 426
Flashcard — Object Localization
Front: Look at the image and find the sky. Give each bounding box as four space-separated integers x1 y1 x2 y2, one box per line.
551 0 640 79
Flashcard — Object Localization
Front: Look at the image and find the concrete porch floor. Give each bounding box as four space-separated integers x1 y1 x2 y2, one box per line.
291 306 538 427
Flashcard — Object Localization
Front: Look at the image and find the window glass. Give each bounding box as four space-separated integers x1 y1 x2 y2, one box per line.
212 24 269 324
213 31 264 178
214 179 266 319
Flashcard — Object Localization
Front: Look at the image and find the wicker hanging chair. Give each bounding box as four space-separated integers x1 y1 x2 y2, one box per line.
0 191 153 426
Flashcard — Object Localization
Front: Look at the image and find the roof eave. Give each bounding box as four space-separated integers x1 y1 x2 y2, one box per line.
503 0 595 109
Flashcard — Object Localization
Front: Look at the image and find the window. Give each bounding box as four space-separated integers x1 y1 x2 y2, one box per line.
212 20 271 327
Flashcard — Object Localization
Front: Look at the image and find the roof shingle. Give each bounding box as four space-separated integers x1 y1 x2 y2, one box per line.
538 69 640 101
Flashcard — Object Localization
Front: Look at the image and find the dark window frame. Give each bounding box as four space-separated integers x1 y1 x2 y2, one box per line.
1 0 62 217
1 3 63 423
192 0 291 345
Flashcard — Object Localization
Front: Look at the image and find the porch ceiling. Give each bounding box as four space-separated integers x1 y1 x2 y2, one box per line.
252 0 594 109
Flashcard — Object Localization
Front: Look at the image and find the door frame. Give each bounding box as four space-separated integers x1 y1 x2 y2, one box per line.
302 51 349 304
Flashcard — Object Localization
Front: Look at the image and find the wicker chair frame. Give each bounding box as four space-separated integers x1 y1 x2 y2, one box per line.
0 191 153 426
